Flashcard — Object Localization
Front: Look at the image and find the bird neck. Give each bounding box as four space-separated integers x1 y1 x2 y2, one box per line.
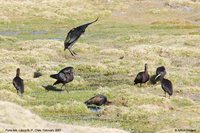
16 71 20 77
144 66 148 73
160 76 164 81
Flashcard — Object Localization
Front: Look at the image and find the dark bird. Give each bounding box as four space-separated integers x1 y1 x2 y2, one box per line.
156 66 166 77
64 17 99 56
155 71 173 98
13 68 24 97
149 75 157 85
150 66 167 85
134 63 150 86
84 94 111 106
50 67 74 92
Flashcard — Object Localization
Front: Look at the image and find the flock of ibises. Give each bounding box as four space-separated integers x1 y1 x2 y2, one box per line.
12 18 173 108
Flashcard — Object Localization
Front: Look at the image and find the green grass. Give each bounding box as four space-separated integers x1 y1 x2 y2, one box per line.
0 0 200 133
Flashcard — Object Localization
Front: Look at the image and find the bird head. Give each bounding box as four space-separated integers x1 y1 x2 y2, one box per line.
145 63 148 68
66 67 74 74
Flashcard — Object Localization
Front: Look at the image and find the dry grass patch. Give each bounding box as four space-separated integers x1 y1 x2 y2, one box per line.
0 101 128 133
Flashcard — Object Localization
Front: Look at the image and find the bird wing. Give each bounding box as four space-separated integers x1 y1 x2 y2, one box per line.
162 79 173 95
84 95 96 105
13 77 24 94
57 72 67 82
13 78 18 90
77 17 99 31
60 67 71 74
86 95 106 106
64 18 98 49
64 28 82 47
50 74 58 79
134 72 143 82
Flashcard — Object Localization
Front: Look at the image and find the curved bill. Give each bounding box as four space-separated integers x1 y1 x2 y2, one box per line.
155 73 161 80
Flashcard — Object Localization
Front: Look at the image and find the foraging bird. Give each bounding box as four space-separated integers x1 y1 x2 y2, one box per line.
156 66 166 77
64 17 99 56
13 68 24 97
150 66 167 85
149 75 157 85
134 63 150 86
50 67 74 92
84 94 111 106
155 71 173 98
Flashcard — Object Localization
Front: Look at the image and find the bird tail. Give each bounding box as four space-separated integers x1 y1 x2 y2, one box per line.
88 17 99 25
168 90 173 96
50 74 58 79
19 87 24 97
84 100 89 105
20 93 23 98
84 99 91 105
105 101 112 105
83 17 99 28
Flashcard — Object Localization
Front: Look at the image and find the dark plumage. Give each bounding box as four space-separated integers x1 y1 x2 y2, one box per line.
149 74 158 85
64 17 99 56
155 72 173 98
156 66 166 76
13 68 24 97
50 67 74 92
134 63 150 86
150 66 166 85
84 94 111 106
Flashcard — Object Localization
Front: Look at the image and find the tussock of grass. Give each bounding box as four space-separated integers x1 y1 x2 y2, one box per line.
0 0 129 24
0 101 128 133
172 97 195 107
165 0 197 6
33 102 90 115
100 48 125 55
0 90 25 104
0 35 17 42
74 43 100 54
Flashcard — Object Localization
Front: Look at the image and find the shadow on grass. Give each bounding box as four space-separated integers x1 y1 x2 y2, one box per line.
42 85 64 92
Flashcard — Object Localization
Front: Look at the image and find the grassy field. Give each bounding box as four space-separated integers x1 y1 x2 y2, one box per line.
0 0 200 132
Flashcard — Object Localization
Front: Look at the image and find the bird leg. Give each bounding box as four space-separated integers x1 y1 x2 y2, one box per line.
20 93 23 98
64 86 69 93
164 92 166 97
72 50 77 55
68 49 75 56
61 85 69 93
61 84 64 90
